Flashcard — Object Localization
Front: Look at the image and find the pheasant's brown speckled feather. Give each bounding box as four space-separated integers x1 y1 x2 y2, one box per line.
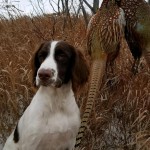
86 0 125 60
75 1 125 149
116 0 150 72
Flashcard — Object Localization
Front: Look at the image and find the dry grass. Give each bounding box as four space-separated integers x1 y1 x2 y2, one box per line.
0 14 149 149
0 14 86 146
79 41 150 150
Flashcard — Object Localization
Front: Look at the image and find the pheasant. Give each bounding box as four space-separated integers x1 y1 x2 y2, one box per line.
116 0 150 73
75 0 125 148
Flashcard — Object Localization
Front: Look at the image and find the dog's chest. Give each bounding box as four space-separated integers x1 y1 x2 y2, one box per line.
33 109 78 133
20 98 80 150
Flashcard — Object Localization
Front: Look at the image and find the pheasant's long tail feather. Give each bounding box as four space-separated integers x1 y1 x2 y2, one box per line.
75 57 107 149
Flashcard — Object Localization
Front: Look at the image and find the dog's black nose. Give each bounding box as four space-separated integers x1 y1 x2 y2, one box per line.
38 69 55 81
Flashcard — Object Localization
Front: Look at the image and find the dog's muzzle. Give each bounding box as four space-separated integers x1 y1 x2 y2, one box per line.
38 69 63 88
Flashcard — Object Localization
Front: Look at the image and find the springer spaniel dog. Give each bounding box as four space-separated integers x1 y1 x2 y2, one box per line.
3 41 89 150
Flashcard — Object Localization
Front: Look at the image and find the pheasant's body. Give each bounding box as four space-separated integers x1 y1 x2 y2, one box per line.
116 0 150 72
75 1 125 148
87 1 125 61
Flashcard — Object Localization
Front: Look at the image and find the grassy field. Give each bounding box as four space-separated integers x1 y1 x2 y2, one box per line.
0 14 149 149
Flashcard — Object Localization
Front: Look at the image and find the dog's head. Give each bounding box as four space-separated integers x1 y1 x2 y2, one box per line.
32 41 89 89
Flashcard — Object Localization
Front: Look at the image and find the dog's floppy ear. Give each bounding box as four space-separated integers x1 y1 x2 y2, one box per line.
32 43 44 87
72 49 89 91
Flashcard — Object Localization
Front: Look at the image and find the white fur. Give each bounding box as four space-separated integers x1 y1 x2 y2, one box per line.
36 41 58 86
3 41 81 150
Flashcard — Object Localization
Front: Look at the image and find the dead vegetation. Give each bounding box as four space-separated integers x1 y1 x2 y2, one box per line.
0 14 149 149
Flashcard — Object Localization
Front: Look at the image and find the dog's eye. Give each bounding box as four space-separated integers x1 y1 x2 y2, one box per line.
38 52 47 63
55 53 68 63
